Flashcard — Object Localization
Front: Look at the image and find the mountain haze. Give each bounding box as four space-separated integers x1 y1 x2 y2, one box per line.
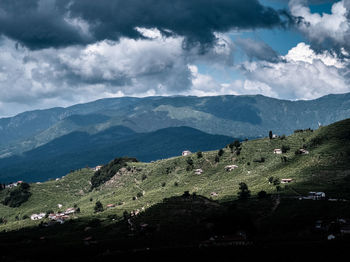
1 93 350 159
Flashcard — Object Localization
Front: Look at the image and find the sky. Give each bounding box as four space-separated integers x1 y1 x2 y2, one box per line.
0 0 349 117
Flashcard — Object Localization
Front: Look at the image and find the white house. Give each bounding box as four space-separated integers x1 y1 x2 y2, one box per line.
182 150 192 156
30 213 46 220
272 134 278 139
194 169 203 175
64 208 76 215
94 165 103 172
299 149 309 155
274 149 282 154
281 179 293 184
225 165 238 171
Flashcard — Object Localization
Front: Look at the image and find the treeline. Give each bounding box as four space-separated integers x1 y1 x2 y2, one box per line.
1 182 31 207
91 157 138 189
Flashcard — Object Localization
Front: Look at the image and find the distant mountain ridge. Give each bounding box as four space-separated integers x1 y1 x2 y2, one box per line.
1 93 350 159
0 126 235 182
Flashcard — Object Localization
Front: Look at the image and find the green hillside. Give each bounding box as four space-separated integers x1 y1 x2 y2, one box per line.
1 118 350 233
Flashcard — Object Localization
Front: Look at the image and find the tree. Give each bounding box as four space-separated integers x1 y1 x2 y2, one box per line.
218 149 224 157
238 182 251 199
281 145 290 153
229 143 234 153
215 155 220 163
94 201 104 213
196 151 203 158
233 140 241 149
273 178 280 186
269 131 273 140
268 177 274 184
186 158 193 166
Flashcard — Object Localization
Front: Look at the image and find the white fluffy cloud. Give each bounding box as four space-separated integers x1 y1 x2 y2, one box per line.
0 30 235 117
240 42 350 99
290 0 350 52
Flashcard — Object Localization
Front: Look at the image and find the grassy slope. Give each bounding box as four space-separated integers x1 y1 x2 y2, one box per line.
1 119 350 232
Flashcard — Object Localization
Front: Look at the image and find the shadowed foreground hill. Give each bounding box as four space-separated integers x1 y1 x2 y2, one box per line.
0 119 350 260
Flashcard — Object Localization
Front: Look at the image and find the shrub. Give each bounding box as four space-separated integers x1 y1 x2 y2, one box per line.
238 182 251 200
174 182 179 187
269 131 273 139
268 177 274 184
218 149 224 157
183 191 190 197
281 145 290 153
136 192 143 198
215 155 220 163
94 201 104 213
273 178 280 186
22 215 29 220
247 162 250 166
186 158 193 166
161 182 166 187
142 174 147 181
196 151 203 158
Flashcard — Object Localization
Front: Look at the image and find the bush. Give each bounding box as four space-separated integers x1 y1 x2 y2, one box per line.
183 191 190 197
196 151 203 158
142 174 147 181
268 177 274 184
281 145 290 153
186 158 193 166
94 201 104 213
136 192 143 198
174 182 179 187
273 178 280 186
218 149 224 157
22 215 29 220
161 182 166 187
238 182 251 199
215 155 220 163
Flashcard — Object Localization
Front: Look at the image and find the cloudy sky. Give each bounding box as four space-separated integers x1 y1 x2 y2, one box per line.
0 0 349 117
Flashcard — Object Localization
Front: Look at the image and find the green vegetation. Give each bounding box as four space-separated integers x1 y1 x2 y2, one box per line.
1 118 350 236
90 157 138 189
2 183 31 207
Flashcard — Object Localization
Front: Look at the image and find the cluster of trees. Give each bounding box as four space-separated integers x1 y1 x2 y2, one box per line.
90 157 138 189
228 140 241 154
1 182 31 207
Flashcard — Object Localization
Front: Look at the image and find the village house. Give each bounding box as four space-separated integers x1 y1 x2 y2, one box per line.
281 178 293 184
30 213 46 220
272 134 278 139
5 181 23 188
299 149 309 154
225 165 238 171
93 165 103 172
273 149 282 154
64 208 76 215
182 150 192 156
194 169 203 175
210 192 218 197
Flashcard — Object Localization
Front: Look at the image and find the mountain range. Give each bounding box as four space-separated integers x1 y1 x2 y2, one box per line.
1 93 350 182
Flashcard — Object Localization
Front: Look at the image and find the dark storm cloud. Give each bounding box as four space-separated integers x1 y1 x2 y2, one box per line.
0 0 287 49
235 38 281 62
